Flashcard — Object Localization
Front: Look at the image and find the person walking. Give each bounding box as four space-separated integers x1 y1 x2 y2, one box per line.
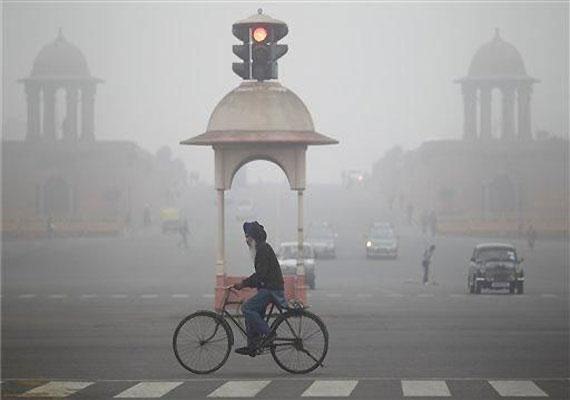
177 219 189 248
422 244 436 285
232 221 287 356
527 224 537 250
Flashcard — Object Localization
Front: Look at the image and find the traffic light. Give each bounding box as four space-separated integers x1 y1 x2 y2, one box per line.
231 11 289 81
251 25 288 81
232 25 251 80
251 26 271 80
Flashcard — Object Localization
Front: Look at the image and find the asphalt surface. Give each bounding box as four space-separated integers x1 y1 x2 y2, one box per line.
1 189 569 399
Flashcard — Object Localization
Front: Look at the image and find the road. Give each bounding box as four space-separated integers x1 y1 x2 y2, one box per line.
1 191 568 399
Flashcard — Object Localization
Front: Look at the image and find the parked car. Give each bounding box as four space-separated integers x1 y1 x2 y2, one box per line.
306 222 337 259
365 223 398 259
467 243 524 294
276 242 316 289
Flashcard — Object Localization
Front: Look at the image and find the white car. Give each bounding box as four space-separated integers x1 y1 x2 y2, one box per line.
276 242 316 289
365 223 398 259
307 223 336 259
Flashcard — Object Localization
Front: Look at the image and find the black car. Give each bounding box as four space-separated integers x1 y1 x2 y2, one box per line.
467 243 524 294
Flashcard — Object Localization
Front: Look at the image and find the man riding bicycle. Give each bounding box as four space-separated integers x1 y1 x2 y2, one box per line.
232 221 287 356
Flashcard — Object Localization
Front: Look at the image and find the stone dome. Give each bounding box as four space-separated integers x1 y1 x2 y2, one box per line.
207 81 314 132
468 29 527 77
182 80 337 146
31 29 91 78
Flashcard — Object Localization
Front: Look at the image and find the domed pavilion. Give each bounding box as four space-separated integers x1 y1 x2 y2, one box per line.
19 29 103 141
181 10 338 306
456 29 539 140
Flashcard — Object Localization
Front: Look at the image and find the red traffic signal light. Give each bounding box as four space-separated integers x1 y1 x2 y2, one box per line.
252 27 268 43
231 10 288 81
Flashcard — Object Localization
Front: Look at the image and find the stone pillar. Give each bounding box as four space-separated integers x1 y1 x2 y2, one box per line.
517 84 532 140
42 84 57 140
81 84 96 141
216 189 225 276
462 83 477 140
213 188 226 310
296 189 306 303
479 86 492 140
63 86 79 140
501 86 515 140
25 83 41 141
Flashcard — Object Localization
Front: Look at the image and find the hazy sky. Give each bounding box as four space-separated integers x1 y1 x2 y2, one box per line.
3 1 568 184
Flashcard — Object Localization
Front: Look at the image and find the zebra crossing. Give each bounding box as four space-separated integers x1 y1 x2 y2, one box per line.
2 378 567 399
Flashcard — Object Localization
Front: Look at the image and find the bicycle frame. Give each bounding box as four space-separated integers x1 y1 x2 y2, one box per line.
217 287 284 340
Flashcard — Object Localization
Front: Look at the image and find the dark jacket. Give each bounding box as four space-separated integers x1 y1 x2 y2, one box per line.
242 242 284 290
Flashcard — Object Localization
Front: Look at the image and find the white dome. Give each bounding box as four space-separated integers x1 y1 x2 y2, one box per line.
207 81 314 132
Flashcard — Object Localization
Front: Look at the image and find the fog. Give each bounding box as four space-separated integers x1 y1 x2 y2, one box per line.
2 3 569 384
3 2 568 184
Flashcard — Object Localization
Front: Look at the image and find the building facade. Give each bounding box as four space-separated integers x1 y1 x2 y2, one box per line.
373 30 568 236
2 31 187 237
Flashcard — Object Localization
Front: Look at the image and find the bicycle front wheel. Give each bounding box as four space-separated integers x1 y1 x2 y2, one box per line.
173 310 232 374
270 310 329 374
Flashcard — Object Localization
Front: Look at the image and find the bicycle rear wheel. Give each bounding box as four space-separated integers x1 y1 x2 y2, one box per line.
270 310 328 374
173 310 232 374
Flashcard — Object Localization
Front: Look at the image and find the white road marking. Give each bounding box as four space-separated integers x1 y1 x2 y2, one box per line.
18 294 37 299
356 293 373 298
302 380 359 397
202 294 215 299
22 381 93 397
114 381 183 398
140 294 158 299
48 294 67 299
489 380 548 397
81 294 98 299
417 294 435 298
111 294 128 299
385 293 405 298
208 380 270 397
540 294 558 298
450 294 468 298
172 294 190 299
401 380 451 397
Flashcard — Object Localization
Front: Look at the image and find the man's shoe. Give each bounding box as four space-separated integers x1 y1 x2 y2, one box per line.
234 346 256 357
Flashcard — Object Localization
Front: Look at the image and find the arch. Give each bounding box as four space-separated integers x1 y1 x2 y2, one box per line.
214 144 306 190
229 155 292 189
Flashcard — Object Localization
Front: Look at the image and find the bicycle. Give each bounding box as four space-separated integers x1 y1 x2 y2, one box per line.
172 286 329 374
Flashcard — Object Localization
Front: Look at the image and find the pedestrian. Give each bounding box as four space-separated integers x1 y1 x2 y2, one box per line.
143 204 151 227
527 224 537 250
46 215 55 239
232 221 287 357
422 244 436 285
178 219 189 248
